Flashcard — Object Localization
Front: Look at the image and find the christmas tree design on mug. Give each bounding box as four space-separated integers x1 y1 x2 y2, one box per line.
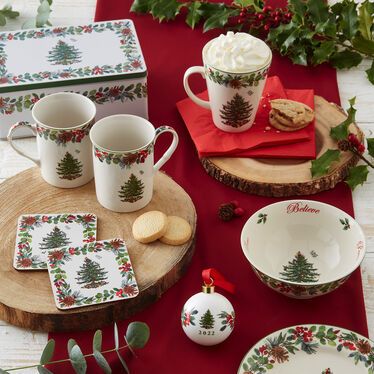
47 40 82 65
219 93 253 128
57 152 83 180
118 173 144 203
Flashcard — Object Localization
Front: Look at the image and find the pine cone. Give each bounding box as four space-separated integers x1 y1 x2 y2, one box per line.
218 203 235 221
337 139 350 152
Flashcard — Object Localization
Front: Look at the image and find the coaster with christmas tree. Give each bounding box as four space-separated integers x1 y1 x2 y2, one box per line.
14 213 97 271
46 238 139 310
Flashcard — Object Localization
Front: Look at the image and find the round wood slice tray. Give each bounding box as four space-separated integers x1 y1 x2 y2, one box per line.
0 168 196 332
201 96 363 197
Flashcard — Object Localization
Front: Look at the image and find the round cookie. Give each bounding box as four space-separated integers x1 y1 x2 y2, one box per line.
159 216 192 246
132 211 168 244
269 112 310 132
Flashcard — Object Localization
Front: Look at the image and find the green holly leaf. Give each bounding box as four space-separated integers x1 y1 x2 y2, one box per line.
290 45 308 66
203 8 238 32
125 322 150 349
358 0 374 40
186 1 202 29
330 97 356 141
130 0 152 13
311 41 335 65
345 165 369 190
367 138 374 158
311 149 341 178
150 0 183 22
352 36 374 54
329 51 362 69
307 0 329 24
40 339 55 365
366 60 374 84
233 0 262 12
340 1 359 40
315 18 337 37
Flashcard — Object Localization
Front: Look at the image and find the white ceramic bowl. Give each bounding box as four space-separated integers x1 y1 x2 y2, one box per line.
241 200 366 299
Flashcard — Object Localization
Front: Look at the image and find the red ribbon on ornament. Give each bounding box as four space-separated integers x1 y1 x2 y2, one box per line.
202 268 235 294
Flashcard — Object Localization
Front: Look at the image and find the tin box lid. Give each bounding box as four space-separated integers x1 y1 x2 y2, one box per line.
0 19 147 93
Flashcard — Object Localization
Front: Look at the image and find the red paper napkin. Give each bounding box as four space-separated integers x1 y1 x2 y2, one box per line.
177 76 316 159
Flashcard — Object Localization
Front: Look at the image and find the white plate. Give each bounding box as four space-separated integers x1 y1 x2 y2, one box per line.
238 324 374 373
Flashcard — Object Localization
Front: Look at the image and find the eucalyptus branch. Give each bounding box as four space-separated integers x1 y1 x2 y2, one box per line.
1 322 150 374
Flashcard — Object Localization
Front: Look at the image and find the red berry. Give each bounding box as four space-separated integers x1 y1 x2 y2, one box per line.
358 143 365 153
263 5 273 13
274 10 281 16
285 12 293 19
234 207 245 216
348 133 359 147
240 11 246 17
264 24 270 31
256 13 265 20
230 200 239 208
237 18 244 24
274 16 280 23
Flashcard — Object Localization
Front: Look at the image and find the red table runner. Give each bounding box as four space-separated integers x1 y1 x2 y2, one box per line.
49 1 368 373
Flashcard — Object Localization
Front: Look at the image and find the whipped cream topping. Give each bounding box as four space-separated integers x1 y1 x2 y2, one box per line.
205 32 271 73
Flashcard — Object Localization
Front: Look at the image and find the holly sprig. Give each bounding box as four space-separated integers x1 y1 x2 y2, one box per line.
0 322 150 374
311 97 374 190
130 0 374 85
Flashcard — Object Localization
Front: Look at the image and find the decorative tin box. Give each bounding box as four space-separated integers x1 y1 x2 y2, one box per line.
0 19 147 138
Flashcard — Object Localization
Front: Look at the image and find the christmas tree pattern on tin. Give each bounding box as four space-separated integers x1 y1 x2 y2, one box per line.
57 152 83 180
39 226 71 255
199 309 215 329
47 40 82 65
75 257 109 289
279 251 320 283
219 93 253 128
118 173 144 203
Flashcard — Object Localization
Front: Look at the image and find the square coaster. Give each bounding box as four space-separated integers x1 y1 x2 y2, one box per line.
14 213 97 270
47 238 139 310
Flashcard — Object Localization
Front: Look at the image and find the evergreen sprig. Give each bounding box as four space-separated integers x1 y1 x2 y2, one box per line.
0 5 19 27
1 321 150 374
131 0 374 84
311 98 374 190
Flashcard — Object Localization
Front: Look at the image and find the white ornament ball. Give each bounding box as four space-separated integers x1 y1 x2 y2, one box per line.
181 290 235 346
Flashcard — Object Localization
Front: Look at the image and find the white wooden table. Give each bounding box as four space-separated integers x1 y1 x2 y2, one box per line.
0 0 374 371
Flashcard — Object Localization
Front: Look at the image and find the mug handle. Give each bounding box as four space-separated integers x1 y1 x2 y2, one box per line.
7 121 40 166
153 126 179 173
183 66 211 109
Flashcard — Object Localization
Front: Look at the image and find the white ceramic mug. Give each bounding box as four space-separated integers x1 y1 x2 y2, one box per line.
7 92 96 188
90 114 179 212
183 37 272 133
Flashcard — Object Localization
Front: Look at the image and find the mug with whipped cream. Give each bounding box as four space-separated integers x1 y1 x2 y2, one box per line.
183 32 272 133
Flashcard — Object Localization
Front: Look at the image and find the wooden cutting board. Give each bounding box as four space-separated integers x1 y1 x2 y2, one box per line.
201 96 363 197
0 168 196 332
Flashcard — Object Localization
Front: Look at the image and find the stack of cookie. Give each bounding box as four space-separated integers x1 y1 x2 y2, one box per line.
269 99 315 132
132 211 192 245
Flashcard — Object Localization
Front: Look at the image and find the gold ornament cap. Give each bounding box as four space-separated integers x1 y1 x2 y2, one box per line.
202 278 215 293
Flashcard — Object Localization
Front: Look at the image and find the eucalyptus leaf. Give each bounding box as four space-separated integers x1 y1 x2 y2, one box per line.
68 338 78 355
93 330 102 352
358 0 374 41
186 1 202 29
69 344 87 374
311 149 341 178
116 350 130 374
40 339 55 365
345 165 369 190
37 366 53 374
0 5 19 19
329 51 362 69
367 138 374 158
0 369 10 374
93 350 112 374
125 322 150 349
114 322 119 350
